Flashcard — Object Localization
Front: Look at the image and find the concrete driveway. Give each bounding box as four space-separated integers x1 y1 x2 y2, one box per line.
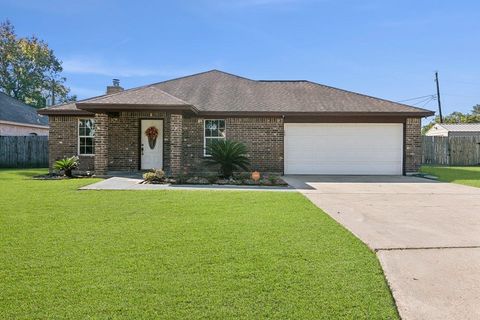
283 175 480 320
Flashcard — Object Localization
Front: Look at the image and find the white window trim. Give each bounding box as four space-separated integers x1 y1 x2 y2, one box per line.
78 118 95 156
203 119 226 157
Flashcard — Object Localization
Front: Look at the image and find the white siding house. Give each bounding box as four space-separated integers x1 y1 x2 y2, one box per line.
425 123 480 137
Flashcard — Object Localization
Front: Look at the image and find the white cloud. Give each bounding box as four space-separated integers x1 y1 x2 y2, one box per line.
62 56 210 78
63 57 162 77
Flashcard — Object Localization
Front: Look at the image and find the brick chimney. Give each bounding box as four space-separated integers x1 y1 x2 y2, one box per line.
106 79 124 95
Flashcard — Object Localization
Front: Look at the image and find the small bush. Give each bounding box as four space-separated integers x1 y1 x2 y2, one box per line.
153 169 165 179
142 169 166 183
53 156 79 177
142 172 157 182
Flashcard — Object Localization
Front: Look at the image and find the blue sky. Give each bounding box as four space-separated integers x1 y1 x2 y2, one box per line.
2 0 480 121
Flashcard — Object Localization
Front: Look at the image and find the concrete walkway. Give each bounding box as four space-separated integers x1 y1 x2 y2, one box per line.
283 175 480 320
80 177 295 192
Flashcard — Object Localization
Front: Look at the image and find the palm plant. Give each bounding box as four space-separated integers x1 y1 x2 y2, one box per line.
54 156 79 177
205 140 250 178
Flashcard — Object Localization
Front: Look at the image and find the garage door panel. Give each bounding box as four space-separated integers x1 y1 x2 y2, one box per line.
284 123 403 175
287 151 402 162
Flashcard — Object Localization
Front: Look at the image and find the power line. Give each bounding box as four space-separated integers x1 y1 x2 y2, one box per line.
397 94 436 103
419 97 436 108
411 96 436 106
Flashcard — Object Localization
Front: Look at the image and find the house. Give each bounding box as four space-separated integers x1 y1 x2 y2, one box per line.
425 123 480 137
38 70 434 176
0 92 49 136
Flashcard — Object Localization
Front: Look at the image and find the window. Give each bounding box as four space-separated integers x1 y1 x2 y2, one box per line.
204 119 226 156
78 119 95 155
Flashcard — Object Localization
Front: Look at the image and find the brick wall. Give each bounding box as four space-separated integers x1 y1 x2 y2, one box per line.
107 112 171 172
49 113 419 175
169 114 183 175
94 113 109 175
48 116 94 173
405 117 422 172
182 116 284 174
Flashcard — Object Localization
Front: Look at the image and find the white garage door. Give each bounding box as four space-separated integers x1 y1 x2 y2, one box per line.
284 123 403 175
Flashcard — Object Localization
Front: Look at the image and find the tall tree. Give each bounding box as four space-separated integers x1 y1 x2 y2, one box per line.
0 20 75 108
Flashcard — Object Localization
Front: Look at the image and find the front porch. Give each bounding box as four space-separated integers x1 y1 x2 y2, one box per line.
93 111 183 176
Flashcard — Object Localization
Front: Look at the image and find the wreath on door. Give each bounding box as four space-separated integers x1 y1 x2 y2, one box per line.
145 126 159 149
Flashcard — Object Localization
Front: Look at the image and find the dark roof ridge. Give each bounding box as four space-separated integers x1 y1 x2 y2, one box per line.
150 69 254 87
257 80 309 82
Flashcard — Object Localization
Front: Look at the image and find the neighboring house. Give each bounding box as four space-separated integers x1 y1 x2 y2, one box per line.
0 92 49 136
38 70 433 175
425 123 480 137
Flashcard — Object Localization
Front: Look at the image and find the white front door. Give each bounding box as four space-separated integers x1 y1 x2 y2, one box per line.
141 119 163 170
284 123 403 175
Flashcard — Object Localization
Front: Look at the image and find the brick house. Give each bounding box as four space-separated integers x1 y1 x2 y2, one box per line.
38 70 433 176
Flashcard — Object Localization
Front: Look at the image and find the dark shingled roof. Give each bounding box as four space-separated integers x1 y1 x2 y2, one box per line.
0 92 49 126
78 86 191 106
38 70 434 116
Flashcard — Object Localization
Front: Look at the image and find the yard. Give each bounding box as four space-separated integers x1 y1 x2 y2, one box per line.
421 165 480 188
0 169 398 319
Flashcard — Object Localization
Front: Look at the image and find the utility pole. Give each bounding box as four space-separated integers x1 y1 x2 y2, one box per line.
435 71 443 123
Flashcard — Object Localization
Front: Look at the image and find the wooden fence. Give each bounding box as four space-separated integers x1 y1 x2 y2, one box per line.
0 136 48 168
422 136 480 166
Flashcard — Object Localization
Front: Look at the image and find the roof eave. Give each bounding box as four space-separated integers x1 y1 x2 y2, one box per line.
76 103 199 114
198 111 435 117
37 108 94 116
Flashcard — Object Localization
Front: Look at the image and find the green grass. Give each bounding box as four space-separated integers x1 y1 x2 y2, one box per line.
0 169 398 319
420 165 480 188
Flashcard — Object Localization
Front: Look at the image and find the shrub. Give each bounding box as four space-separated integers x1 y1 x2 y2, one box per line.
204 140 250 178
142 169 165 183
53 156 79 177
142 172 157 182
153 169 165 179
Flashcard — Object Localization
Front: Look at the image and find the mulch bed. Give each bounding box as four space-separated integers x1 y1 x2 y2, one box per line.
143 176 288 187
32 173 93 180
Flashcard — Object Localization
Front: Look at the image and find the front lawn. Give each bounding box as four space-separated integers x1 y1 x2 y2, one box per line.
0 169 398 319
420 165 480 188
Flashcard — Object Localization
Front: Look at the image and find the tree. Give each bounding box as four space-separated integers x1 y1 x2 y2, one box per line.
0 20 75 108
472 104 480 115
422 105 480 134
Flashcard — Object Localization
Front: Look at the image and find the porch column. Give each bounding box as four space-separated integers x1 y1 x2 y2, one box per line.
94 113 109 176
169 113 183 176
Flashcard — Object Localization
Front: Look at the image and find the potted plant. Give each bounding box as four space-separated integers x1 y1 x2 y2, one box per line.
145 126 159 149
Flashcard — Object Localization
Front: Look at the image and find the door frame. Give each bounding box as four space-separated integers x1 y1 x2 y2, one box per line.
138 118 165 170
